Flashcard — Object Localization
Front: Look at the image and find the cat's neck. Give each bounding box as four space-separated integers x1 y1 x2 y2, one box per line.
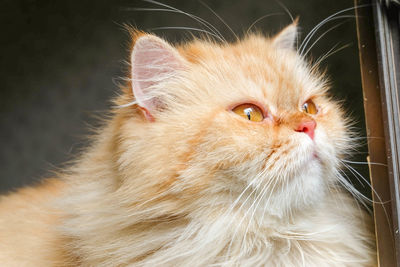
58 119 372 266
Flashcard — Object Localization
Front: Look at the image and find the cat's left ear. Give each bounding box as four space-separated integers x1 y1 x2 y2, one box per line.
130 33 187 121
272 19 298 50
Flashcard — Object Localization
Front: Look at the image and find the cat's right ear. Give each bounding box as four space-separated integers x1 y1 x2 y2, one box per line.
130 33 186 121
272 19 299 50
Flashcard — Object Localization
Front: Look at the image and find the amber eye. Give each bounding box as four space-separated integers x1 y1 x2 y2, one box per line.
302 99 318 115
232 104 264 122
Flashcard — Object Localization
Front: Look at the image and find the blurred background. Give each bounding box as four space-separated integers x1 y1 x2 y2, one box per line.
0 0 369 195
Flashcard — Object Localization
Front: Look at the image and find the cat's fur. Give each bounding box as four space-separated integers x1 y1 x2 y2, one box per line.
0 23 376 266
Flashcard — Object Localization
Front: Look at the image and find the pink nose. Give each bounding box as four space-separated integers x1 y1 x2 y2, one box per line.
295 120 316 140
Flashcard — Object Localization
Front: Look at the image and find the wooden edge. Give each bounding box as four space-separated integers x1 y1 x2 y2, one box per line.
355 0 396 266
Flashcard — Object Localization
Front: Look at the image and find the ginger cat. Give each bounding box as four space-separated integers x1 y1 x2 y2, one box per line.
0 22 376 266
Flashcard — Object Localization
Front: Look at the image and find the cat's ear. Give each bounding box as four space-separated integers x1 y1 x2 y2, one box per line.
272 19 298 50
130 34 186 121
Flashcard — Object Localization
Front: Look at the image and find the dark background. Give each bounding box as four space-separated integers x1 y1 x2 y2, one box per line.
0 0 370 195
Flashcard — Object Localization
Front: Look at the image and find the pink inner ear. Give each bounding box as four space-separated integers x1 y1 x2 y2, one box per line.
131 36 184 116
272 23 298 50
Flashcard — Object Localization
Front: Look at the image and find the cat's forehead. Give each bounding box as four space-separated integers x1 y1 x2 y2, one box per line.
179 36 324 109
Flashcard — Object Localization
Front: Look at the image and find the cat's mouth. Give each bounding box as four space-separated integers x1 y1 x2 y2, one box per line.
290 146 322 175
306 146 322 163
312 150 320 161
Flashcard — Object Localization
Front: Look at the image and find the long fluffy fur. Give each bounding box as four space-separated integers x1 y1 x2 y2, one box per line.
0 26 376 266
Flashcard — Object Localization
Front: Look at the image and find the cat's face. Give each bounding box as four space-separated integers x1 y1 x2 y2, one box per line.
116 24 350 218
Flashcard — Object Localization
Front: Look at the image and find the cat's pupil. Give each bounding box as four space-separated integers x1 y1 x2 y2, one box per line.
302 100 318 115
303 103 309 113
244 108 252 120
232 104 264 122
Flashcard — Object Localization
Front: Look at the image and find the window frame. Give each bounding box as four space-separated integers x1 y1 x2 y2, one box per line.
355 0 400 265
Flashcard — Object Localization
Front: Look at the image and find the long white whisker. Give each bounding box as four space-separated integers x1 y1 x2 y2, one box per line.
222 166 272 258
300 15 355 55
132 7 223 40
241 176 279 251
299 4 370 53
221 178 262 226
341 161 388 206
336 167 388 207
198 0 238 41
302 21 347 57
246 13 284 34
341 164 366 189
273 0 294 22
342 159 387 166
312 43 351 67
342 169 394 237
224 168 269 216
336 172 370 209
140 0 226 42
150 26 225 42
225 179 267 258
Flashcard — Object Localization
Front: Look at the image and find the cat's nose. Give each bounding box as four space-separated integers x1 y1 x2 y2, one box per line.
294 120 316 140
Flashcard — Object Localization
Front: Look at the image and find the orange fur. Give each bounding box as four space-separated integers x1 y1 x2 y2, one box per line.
0 25 376 266
0 179 71 266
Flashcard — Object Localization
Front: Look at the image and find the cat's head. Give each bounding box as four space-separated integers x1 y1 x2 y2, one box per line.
114 23 350 218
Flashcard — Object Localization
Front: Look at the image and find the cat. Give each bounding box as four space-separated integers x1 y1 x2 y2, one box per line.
0 20 376 266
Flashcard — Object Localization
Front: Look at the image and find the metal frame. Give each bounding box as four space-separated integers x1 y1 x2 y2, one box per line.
355 0 400 265
374 1 400 265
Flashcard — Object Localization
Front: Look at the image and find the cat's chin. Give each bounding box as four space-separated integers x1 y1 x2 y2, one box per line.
264 153 326 218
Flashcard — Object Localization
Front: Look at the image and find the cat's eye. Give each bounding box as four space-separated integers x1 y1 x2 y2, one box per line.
302 99 318 115
232 104 264 122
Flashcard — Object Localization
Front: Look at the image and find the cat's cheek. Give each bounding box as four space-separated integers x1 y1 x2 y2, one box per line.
313 126 341 179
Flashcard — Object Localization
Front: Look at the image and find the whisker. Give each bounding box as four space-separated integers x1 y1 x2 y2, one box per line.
336 173 371 208
300 15 356 55
302 21 347 57
241 176 279 250
273 0 294 22
299 4 370 53
198 0 238 41
132 7 220 39
341 164 366 188
224 177 261 218
223 167 273 258
260 176 282 222
246 13 284 35
150 26 225 42
357 136 385 139
312 43 351 67
218 169 271 261
337 167 393 236
225 179 266 258
139 0 227 42
342 162 374 190
342 159 387 166
115 100 138 108
339 162 389 205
